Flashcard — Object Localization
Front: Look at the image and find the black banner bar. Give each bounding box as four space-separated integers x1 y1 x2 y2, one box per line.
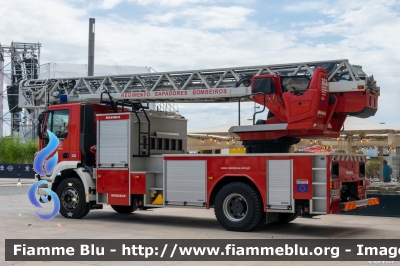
0 164 35 179
5 239 400 261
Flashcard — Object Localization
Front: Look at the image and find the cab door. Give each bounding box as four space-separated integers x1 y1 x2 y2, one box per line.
42 109 71 162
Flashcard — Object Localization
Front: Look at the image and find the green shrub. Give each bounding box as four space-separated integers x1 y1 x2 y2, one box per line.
367 158 380 171
366 158 380 179
0 135 38 164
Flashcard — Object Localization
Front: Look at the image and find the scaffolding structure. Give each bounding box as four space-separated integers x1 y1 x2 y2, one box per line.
0 42 41 138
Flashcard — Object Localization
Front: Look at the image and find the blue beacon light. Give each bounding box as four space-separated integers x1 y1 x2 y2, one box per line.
60 94 68 103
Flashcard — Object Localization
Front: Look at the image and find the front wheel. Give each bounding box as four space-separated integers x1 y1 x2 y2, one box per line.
56 178 90 219
214 182 263 231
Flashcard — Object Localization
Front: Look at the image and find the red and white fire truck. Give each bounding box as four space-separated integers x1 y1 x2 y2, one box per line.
19 59 380 231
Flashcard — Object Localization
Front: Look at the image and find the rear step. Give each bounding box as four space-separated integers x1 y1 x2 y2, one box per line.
340 198 380 211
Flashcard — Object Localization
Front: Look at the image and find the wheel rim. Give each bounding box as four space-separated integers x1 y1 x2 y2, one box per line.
223 193 248 222
61 187 79 210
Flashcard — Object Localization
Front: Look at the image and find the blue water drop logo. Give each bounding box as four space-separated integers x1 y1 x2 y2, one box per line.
28 180 60 220
30 130 61 220
33 130 59 176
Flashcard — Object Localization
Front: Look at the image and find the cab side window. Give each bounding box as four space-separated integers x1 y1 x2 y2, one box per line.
45 110 70 139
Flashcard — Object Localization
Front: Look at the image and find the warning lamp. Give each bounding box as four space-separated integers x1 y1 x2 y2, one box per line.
357 85 364 90
60 94 68 103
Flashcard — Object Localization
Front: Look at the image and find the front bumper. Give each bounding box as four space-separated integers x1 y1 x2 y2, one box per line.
35 175 52 196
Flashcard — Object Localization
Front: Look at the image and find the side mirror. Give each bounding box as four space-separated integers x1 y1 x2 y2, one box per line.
38 113 44 122
37 120 43 139
37 112 46 139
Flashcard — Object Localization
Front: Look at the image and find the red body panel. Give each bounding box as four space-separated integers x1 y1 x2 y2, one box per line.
334 90 378 114
291 157 313 200
96 169 130 206
97 114 130 121
282 68 329 126
130 172 146 194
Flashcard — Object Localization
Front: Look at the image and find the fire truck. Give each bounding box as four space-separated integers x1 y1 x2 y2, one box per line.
19 59 380 231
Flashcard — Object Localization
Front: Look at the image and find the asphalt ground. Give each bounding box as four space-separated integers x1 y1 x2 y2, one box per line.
1 181 400 265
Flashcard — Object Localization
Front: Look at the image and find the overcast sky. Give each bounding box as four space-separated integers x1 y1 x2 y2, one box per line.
1 0 400 134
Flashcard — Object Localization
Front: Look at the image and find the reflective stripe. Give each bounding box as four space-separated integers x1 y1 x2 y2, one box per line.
368 198 380 206
343 201 357 211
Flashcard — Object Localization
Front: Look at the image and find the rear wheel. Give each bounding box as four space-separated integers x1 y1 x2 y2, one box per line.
214 182 263 231
56 178 90 219
111 205 135 214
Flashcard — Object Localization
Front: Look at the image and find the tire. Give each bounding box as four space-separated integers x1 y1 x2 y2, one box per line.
111 205 135 214
255 212 266 229
56 178 90 219
214 182 263 232
276 213 297 224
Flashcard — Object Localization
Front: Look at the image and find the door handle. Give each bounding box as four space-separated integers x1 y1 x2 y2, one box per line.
63 153 69 158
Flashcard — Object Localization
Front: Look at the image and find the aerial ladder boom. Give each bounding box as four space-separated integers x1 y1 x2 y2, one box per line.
19 59 378 108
